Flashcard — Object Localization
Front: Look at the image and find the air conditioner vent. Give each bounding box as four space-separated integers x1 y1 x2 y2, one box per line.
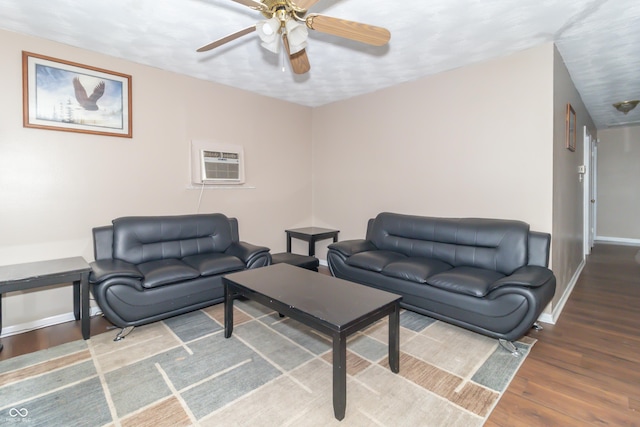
191 140 245 185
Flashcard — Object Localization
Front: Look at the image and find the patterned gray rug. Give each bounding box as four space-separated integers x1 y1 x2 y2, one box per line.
0 300 534 426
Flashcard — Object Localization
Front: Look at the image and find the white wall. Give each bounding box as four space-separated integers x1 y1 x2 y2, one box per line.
596 126 640 242
0 29 313 332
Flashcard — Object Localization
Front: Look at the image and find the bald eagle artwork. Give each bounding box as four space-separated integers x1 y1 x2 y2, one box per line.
26 52 130 136
73 77 105 110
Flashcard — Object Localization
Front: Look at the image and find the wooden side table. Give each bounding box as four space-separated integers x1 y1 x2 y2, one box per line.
0 256 91 352
285 227 339 256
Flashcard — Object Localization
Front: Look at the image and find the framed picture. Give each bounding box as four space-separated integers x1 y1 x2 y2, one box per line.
22 51 132 138
565 103 576 152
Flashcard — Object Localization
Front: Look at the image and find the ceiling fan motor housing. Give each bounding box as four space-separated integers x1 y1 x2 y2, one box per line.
260 0 308 19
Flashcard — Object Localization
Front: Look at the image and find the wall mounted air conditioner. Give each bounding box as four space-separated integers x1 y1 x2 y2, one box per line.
191 140 245 185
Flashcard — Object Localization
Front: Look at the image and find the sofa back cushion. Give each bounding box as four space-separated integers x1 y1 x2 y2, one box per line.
112 214 235 264
367 212 529 275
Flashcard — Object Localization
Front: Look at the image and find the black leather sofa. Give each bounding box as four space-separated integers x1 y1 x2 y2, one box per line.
89 213 270 339
327 212 556 352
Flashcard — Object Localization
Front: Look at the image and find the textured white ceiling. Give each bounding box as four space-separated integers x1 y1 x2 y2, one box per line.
1 0 638 129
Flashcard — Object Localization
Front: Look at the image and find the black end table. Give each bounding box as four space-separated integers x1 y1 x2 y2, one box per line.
223 263 401 420
285 227 339 256
0 257 91 352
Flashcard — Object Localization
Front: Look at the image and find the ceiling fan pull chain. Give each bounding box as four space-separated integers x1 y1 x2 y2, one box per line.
281 35 286 72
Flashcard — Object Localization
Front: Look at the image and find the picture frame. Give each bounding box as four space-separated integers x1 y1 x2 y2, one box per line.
565 103 576 152
22 51 132 138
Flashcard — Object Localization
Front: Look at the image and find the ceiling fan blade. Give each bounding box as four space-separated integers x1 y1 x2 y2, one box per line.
306 14 391 46
290 0 321 11
230 0 268 11
196 26 256 52
283 34 311 74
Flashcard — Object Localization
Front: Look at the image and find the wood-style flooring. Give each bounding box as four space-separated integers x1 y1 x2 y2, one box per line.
488 244 640 426
1 244 639 425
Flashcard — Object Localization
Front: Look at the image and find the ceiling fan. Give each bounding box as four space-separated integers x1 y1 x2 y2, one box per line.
197 0 391 75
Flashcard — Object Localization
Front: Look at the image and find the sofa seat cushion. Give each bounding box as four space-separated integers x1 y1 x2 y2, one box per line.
182 253 246 276
381 257 452 284
346 250 407 273
137 259 200 289
426 266 505 297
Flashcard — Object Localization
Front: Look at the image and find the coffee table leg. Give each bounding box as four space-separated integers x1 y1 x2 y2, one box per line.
332 332 347 420
224 281 234 338
389 303 400 373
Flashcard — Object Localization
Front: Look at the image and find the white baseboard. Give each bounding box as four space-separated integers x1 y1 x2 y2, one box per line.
595 236 640 246
537 312 554 324
0 307 102 338
538 258 585 325
319 259 328 267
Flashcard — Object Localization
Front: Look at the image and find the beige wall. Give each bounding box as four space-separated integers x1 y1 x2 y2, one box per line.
312 43 594 319
551 46 596 310
312 44 554 257
1 30 588 333
596 126 640 241
0 29 313 331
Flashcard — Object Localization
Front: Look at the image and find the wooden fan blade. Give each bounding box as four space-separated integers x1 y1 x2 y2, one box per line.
290 0 321 11
306 14 390 46
231 0 268 11
283 34 311 74
197 26 256 52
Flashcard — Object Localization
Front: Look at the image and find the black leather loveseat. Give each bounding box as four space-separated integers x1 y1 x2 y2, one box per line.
89 213 270 339
327 212 556 353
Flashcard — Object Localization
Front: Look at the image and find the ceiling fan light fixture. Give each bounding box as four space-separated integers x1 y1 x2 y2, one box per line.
613 100 640 114
261 38 281 54
285 18 308 53
288 40 307 54
256 16 281 42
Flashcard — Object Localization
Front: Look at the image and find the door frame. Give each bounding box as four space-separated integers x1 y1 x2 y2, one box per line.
582 126 597 256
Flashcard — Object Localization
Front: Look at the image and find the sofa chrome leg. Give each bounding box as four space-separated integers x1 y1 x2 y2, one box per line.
114 326 135 342
532 322 543 331
498 339 521 357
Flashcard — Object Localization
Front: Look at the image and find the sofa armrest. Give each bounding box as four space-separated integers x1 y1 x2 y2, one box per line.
528 231 551 267
225 241 270 265
490 266 555 291
93 225 114 261
328 239 377 257
90 259 143 283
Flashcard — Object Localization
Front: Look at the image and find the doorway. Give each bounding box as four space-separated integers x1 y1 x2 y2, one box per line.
583 126 597 256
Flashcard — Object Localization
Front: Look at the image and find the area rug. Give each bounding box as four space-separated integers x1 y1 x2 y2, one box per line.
0 300 534 426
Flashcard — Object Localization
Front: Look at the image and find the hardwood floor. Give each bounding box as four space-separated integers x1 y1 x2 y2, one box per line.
0 314 113 361
1 244 639 425
488 244 640 426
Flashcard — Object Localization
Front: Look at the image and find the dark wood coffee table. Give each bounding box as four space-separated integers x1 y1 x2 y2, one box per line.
223 263 402 421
